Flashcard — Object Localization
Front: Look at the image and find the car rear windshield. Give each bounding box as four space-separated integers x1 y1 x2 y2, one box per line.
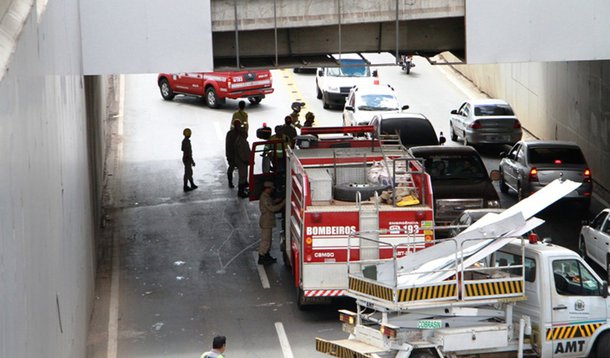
474 104 514 116
327 59 370 77
380 119 438 146
358 94 399 111
423 155 487 180
528 147 586 164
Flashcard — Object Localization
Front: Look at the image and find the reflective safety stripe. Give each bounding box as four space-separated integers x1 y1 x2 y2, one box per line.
546 323 603 340
398 284 456 302
464 280 523 298
348 277 393 301
315 338 370 358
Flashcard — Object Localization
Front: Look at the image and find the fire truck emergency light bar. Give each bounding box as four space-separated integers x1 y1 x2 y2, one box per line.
300 125 374 135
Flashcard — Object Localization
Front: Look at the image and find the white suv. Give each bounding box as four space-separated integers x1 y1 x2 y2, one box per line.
342 84 409 127
316 54 378 109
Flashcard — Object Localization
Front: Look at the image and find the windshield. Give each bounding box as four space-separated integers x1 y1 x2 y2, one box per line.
528 146 586 164
423 155 487 180
357 94 399 111
474 104 514 116
326 59 370 77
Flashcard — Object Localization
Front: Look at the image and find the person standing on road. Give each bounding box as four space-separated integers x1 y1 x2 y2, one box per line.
225 120 242 188
181 128 198 192
200 335 226 358
234 126 251 198
232 100 249 131
258 181 285 265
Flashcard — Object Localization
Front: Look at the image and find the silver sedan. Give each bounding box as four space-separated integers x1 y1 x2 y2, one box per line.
449 99 522 145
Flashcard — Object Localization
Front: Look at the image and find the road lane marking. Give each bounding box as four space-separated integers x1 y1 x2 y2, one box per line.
278 69 310 114
107 234 119 358
253 251 270 288
275 322 295 358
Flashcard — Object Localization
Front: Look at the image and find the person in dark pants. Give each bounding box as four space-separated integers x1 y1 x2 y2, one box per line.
234 127 251 198
181 128 198 192
225 120 242 188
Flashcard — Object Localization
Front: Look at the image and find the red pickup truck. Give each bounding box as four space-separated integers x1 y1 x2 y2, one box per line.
157 70 274 108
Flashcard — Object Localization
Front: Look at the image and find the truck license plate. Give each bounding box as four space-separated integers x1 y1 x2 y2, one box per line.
417 320 442 329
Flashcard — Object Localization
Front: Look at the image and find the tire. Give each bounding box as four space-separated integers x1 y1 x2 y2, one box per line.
499 169 509 193
248 96 262 105
159 78 175 100
406 65 411 75
322 92 330 109
316 82 322 99
205 87 220 108
450 124 458 141
579 237 587 259
333 183 388 202
517 183 525 201
596 332 610 357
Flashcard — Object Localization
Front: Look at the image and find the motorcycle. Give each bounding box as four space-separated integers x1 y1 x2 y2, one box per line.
399 55 415 74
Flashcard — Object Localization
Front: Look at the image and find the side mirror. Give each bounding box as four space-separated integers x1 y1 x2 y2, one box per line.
345 105 355 112
373 70 378 77
317 69 323 77
451 109 458 115
439 132 446 145
489 169 501 181
601 281 608 299
401 105 410 110
499 151 507 158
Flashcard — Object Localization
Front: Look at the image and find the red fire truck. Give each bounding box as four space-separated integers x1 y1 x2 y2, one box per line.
157 70 274 108
249 126 435 307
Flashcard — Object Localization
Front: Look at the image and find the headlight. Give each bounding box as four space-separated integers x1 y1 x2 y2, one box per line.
327 85 339 92
487 200 501 208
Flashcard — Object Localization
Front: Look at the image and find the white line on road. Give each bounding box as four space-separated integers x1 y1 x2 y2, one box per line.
107 234 120 358
253 251 270 289
275 322 295 358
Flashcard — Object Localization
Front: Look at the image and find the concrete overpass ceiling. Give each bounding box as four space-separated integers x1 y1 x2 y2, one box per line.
212 17 465 71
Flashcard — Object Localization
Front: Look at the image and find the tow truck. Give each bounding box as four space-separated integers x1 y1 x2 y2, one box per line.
248 125 435 307
316 179 610 357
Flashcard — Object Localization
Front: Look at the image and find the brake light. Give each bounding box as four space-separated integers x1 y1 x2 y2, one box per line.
513 119 522 129
380 324 398 338
374 78 380 85
554 159 562 164
584 168 591 183
529 168 539 182
469 121 481 129
339 310 356 326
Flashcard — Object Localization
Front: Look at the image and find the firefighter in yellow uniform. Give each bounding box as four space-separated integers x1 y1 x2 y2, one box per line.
231 100 249 131
200 336 226 358
258 181 285 265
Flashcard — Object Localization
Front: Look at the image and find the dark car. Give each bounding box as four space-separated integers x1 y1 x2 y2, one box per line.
369 112 442 148
408 146 501 236
499 140 592 208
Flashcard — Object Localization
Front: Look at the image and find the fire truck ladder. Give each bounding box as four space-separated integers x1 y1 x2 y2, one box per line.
377 134 419 206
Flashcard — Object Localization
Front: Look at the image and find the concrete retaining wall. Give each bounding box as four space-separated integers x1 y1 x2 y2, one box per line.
446 53 610 201
0 0 106 356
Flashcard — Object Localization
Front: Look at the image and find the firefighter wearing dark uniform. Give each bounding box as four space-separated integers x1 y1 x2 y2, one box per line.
258 181 285 265
282 116 298 148
225 120 242 188
234 126 251 198
181 128 198 192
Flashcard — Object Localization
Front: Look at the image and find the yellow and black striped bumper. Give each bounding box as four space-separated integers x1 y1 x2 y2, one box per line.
397 284 457 302
349 277 393 301
546 322 603 340
316 337 389 358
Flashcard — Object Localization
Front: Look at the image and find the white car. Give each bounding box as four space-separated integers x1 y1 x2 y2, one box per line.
580 209 610 272
342 84 409 127
315 54 378 109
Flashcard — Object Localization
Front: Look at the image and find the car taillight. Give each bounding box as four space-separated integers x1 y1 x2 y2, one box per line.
339 310 356 326
469 121 481 129
380 324 398 338
584 168 591 182
513 119 522 129
529 168 539 182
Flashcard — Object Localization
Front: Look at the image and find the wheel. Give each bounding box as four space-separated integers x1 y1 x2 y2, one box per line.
159 78 175 100
205 87 220 108
333 183 388 202
322 92 330 109
499 169 509 193
579 237 587 259
406 65 411 75
450 123 458 141
316 82 322 99
248 96 262 105
596 332 610 357
517 183 525 201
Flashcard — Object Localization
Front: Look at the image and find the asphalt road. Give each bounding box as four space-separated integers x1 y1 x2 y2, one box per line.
87 57 607 358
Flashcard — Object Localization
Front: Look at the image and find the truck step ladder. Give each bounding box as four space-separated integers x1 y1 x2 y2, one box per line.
377 134 418 205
